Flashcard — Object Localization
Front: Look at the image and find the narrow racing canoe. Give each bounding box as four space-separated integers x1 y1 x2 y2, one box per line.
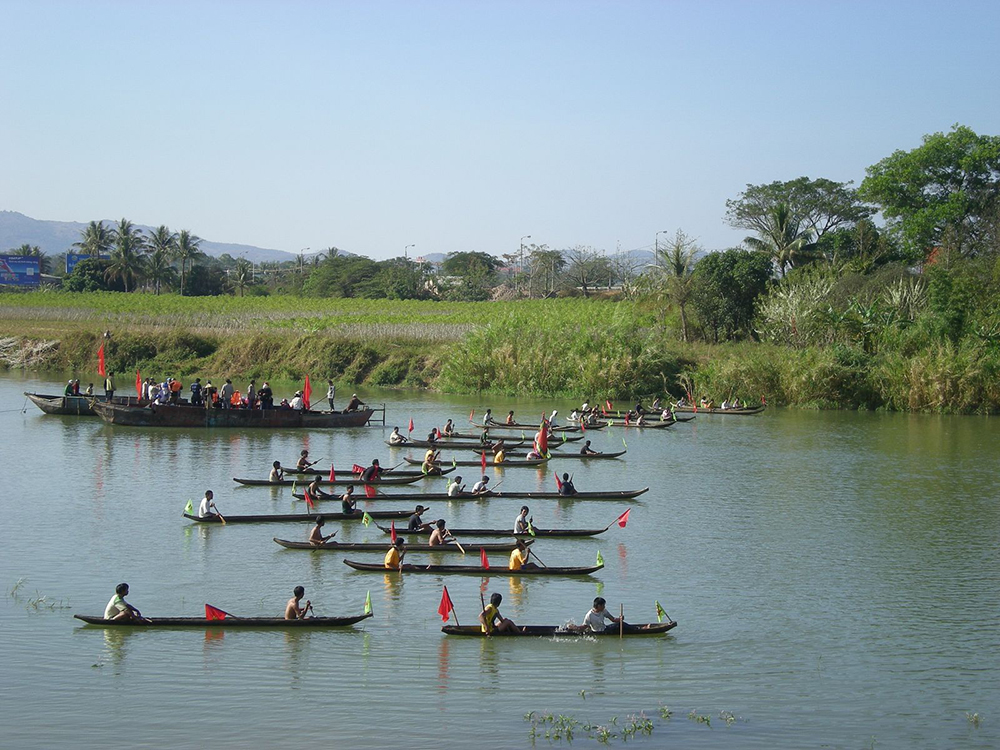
183 510 413 524
442 621 677 636
273 538 531 552
344 560 603 576
375 523 611 538
74 613 372 628
234 475 423 487
403 456 549 468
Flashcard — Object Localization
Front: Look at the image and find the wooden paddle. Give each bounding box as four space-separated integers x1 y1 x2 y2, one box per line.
449 533 466 555
216 509 227 526
528 548 547 568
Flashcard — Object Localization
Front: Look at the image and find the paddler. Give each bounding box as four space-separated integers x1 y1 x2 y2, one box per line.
513 506 531 534
345 393 366 412
284 586 312 619
447 476 466 497
568 596 637 633
505 410 516 425
297 450 316 471
480 592 518 634
443 419 456 436
269 461 285 481
384 537 406 569
198 490 220 519
407 505 431 531
388 426 408 445
340 485 357 514
482 408 494 426
422 447 442 475
493 440 506 465
361 459 383 483
428 519 455 547
558 472 577 496
308 516 336 545
508 539 537 570
471 475 490 495
306 476 333 503
579 440 600 455
105 582 144 621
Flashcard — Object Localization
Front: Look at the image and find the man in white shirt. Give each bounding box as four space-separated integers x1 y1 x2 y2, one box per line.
198 490 219 519
289 392 305 410
220 379 234 409
105 582 143 621
569 597 624 633
326 380 336 410
514 506 531 534
447 476 465 496
471 475 490 494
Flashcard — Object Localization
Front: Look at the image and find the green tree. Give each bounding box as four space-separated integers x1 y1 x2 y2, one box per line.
651 229 699 341
231 258 254 297
145 226 178 294
106 218 147 292
562 246 609 297
741 202 821 276
303 254 380 297
62 258 124 292
174 229 204 295
356 258 430 300
73 220 113 257
859 124 1000 258
690 249 773 342
527 247 566 297
9 243 50 273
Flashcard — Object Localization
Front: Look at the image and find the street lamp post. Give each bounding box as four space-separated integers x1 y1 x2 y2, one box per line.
654 231 669 264
519 235 531 292
404 244 415 260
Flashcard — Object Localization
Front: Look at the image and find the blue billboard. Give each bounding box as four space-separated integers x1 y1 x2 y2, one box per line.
0 255 41 287
66 252 110 274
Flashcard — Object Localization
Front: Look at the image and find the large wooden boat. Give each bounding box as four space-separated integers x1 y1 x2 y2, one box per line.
92 401 374 428
344 560 603 576
273 538 531 553
24 392 144 416
403 456 549 468
387 439 527 449
234 475 422 487
183 510 413 524
442 622 676 636
672 405 765 415
376 523 611 538
74 613 372 628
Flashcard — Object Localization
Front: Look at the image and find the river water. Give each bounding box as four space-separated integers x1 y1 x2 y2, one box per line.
1 372 997 749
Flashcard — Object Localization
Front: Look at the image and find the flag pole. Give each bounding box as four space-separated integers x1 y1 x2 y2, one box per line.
619 603 624 640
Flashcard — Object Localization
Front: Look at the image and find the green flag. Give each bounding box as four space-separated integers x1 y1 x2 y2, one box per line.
561 432 567 443
291 479 298 494
362 511 373 527
521 431 525 440
364 590 372 615
527 519 536 537
184 499 194 514
622 437 628 449
596 550 604 567
655 601 667 623
452 456 457 468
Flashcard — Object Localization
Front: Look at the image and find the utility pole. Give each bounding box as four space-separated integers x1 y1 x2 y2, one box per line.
519 235 531 293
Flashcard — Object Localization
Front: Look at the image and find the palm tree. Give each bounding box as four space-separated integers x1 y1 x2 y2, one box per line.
73 221 114 257
10 243 51 273
105 218 147 292
144 225 178 294
743 203 820 276
232 258 253 297
652 229 698 342
174 229 204 295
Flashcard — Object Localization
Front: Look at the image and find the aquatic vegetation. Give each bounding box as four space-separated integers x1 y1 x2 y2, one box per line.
966 712 983 727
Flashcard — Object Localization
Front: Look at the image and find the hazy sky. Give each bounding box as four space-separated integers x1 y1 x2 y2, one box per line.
2 1 998 259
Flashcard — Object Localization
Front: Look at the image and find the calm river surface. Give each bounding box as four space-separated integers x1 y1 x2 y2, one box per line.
1 372 998 749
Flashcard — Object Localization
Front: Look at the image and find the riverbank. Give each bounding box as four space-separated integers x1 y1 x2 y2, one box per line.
2 291 999 412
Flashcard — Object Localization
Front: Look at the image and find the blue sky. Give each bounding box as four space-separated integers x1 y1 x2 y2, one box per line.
2 0 997 259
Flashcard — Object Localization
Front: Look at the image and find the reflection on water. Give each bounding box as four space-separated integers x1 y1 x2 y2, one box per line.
100 628 134 674
437 635 450 690
507 577 524 607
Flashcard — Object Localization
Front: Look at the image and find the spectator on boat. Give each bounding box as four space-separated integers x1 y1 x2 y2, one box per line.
105 583 143 622
568 597 627 634
169 377 183 404
289 391 305 410
514 506 531 534
341 486 357 514
508 539 537 570
308 516 336 545
407 505 430 531
345 393 366 412
480 592 518 634
361 459 383 483
471 475 490 494
384 537 406 569
505 410 516 425
284 586 312 619
258 381 273 409
198 490 220 519
660 408 672 421
269 461 285 482
85 383 94 396
204 381 217 407
220 379 234 409
443 419 455 436
388 426 408 445
581 400 590 413
558 472 577 496
104 372 115 402
448 476 465 496
676 396 688 407
247 380 257 409
428 519 454 547
190 378 203 406
64 379 75 396
634 401 646 415
569 408 580 421
326 380 336 410
279 398 291 409
579 440 600 456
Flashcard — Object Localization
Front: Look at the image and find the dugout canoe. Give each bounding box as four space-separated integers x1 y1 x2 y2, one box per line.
24 392 145 416
465 449 627 460
74 613 372 628
443 430 585 442
344 560 603 576
403 456 549 468
387 439 527 449
273 538 532 552
292 491 493 503
183 510 413 524
592 420 673 429
441 621 677 636
375 523 611 538
92 401 374 428
481 421 585 433
283 467 454 479
672 405 765 415
291 488 646 501
234 475 423 487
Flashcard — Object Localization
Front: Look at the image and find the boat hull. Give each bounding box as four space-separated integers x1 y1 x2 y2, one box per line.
273 538 531 552
344 560 603 576
74 613 372 628
93 401 374 428
183 511 412 524
672 405 765 415
442 622 677 636
25 392 144 416
376 523 609 538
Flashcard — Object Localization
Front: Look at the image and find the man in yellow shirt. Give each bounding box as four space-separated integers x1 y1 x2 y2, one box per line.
508 540 537 571
384 538 406 570
479 592 518 634
422 448 441 475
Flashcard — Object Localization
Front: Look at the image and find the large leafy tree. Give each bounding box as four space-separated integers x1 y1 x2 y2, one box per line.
741 202 821 276
859 124 1000 258
690 249 773 342
527 247 565 297
73 220 114 257
303 254 379 297
106 218 147 292
174 229 204 295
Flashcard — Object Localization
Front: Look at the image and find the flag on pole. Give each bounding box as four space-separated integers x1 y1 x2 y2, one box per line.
329 464 336 482
605 399 612 412
655 601 667 623
469 409 475 421
527 519 536 537
616 508 631 528
596 550 605 567
184 500 194 514
480 548 489 569
408 417 414 433
581 420 586 433
553 471 563 492
135 369 142 398
452 456 457 469
761 394 767 405
352 464 365 474
364 590 372 615
438 585 454 622
480 452 487 472
304 491 316 510
561 432 566 443
97 343 106 377
291 479 298 494
390 521 397 543
364 484 376 498
302 375 312 410
205 604 229 620
362 511 373 527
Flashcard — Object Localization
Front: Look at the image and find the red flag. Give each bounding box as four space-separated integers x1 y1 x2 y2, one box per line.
624 413 630 425
352 464 365 474
135 369 142 398
480 548 489 569
536 428 548 455
469 409 475 421
605 399 612 412
438 586 454 622
302 375 311 410
390 521 397 543
581 420 586 433
408 417 414 433
761 394 767 405
97 343 106 377
205 604 228 620
616 508 631 528
364 484 376 498
480 451 487 471
554 471 563 491
304 490 316 510
328 464 336 482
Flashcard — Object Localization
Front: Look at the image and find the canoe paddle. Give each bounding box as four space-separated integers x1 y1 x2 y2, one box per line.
528 548 547 568
216 509 227 526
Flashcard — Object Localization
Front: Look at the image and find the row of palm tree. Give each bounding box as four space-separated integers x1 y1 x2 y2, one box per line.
73 219 205 294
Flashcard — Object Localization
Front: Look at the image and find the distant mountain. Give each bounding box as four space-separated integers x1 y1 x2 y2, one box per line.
0 211 303 263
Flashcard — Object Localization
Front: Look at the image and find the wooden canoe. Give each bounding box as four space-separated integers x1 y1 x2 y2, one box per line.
480 421 586 433
438 431 584 443
387 439 527 449
183 510 413 524
591 420 673 429
234 475 423 487
672 405 765 415
375 523 611 538
442 621 677 636
273 538 532 552
403 456 549 468
465 449 627 460
92 401 374 428
291 491 492 503
282 467 454 479
74 613 372 628
291 488 646 501
344 560 603 576
24 392 146 416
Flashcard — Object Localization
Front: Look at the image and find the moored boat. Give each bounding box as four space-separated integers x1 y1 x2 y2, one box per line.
344 560 603 576
442 621 676 636
74 613 372 628
24 392 144 416
183 510 412 524
92 401 374 428
273 538 532 552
